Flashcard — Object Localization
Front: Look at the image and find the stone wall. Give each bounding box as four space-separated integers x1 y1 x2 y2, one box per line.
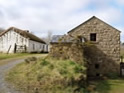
68 17 120 77
49 43 84 64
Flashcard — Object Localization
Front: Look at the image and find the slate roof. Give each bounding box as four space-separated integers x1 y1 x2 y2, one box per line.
0 27 46 44
51 35 75 43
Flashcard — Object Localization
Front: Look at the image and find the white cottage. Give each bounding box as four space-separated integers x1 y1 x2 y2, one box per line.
0 27 48 53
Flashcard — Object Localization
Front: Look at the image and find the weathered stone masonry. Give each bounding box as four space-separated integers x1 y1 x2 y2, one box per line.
50 16 121 77
50 42 84 64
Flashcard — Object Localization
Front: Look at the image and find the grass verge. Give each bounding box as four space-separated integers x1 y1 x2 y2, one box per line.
0 53 47 66
6 57 86 93
87 78 124 93
0 53 32 60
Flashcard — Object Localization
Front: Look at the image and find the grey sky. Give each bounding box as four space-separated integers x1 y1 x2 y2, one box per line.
0 0 124 41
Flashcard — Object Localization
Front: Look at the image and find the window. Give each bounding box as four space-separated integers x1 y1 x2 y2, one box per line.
42 45 44 50
80 37 85 42
78 36 85 42
95 64 99 69
90 33 96 41
96 73 100 77
33 44 35 50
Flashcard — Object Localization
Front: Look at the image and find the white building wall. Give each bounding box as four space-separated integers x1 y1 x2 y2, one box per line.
0 30 15 53
0 30 29 53
28 40 47 53
0 30 47 53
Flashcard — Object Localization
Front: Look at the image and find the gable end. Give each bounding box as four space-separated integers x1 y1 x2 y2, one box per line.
68 16 121 34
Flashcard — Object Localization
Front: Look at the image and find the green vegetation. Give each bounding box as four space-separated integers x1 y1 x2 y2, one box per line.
0 53 31 60
0 53 48 66
0 53 48 60
5 44 124 93
87 79 124 93
6 57 86 93
121 45 124 57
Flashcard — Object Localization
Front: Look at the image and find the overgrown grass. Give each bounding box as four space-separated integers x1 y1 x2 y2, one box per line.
6 55 124 93
6 57 86 93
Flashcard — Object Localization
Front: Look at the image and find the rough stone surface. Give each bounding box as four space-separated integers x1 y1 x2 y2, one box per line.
50 16 121 77
68 17 120 77
49 43 84 64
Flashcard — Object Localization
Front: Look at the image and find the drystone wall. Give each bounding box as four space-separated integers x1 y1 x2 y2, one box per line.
49 43 84 64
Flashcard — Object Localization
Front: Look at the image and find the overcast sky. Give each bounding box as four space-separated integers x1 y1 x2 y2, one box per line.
0 0 124 41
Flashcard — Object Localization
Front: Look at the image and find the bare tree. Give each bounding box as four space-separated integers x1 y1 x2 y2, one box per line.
47 31 52 44
42 30 53 44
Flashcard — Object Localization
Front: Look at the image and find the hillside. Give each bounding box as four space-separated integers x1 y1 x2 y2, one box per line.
6 56 86 93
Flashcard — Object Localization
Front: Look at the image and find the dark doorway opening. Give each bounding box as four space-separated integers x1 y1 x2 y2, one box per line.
96 73 100 77
95 64 99 69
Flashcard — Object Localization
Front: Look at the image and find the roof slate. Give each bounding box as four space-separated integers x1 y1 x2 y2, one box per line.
51 35 75 43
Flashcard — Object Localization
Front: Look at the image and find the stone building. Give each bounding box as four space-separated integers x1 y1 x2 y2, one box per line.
50 16 121 77
0 27 48 53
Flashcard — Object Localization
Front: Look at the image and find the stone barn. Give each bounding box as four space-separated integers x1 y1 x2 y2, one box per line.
50 16 121 78
0 27 48 53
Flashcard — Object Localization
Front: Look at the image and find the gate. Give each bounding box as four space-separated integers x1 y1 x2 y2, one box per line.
14 43 26 53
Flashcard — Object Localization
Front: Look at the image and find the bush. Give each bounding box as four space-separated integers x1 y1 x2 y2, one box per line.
25 57 37 64
40 59 49 66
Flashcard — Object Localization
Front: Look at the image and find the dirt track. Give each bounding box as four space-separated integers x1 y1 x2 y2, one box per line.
0 54 47 93
0 59 24 93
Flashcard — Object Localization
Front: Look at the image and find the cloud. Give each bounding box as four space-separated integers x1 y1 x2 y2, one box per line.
117 0 124 5
0 0 123 41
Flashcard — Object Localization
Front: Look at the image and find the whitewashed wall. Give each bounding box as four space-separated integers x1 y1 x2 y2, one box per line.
28 40 48 53
0 30 29 53
0 30 47 53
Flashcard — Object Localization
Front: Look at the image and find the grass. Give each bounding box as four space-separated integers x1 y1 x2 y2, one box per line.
5 48 124 93
87 78 124 93
0 53 49 61
6 57 86 93
0 53 31 60
121 47 124 57
0 53 48 66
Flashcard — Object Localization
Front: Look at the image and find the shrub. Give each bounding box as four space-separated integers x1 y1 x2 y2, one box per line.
25 57 37 64
40 59 50 66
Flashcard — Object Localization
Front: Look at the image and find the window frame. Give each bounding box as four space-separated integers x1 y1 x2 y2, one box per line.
90 33 97 41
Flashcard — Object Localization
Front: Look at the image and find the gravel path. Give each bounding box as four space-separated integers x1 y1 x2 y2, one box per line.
0 59 24 93
0 54 46 93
